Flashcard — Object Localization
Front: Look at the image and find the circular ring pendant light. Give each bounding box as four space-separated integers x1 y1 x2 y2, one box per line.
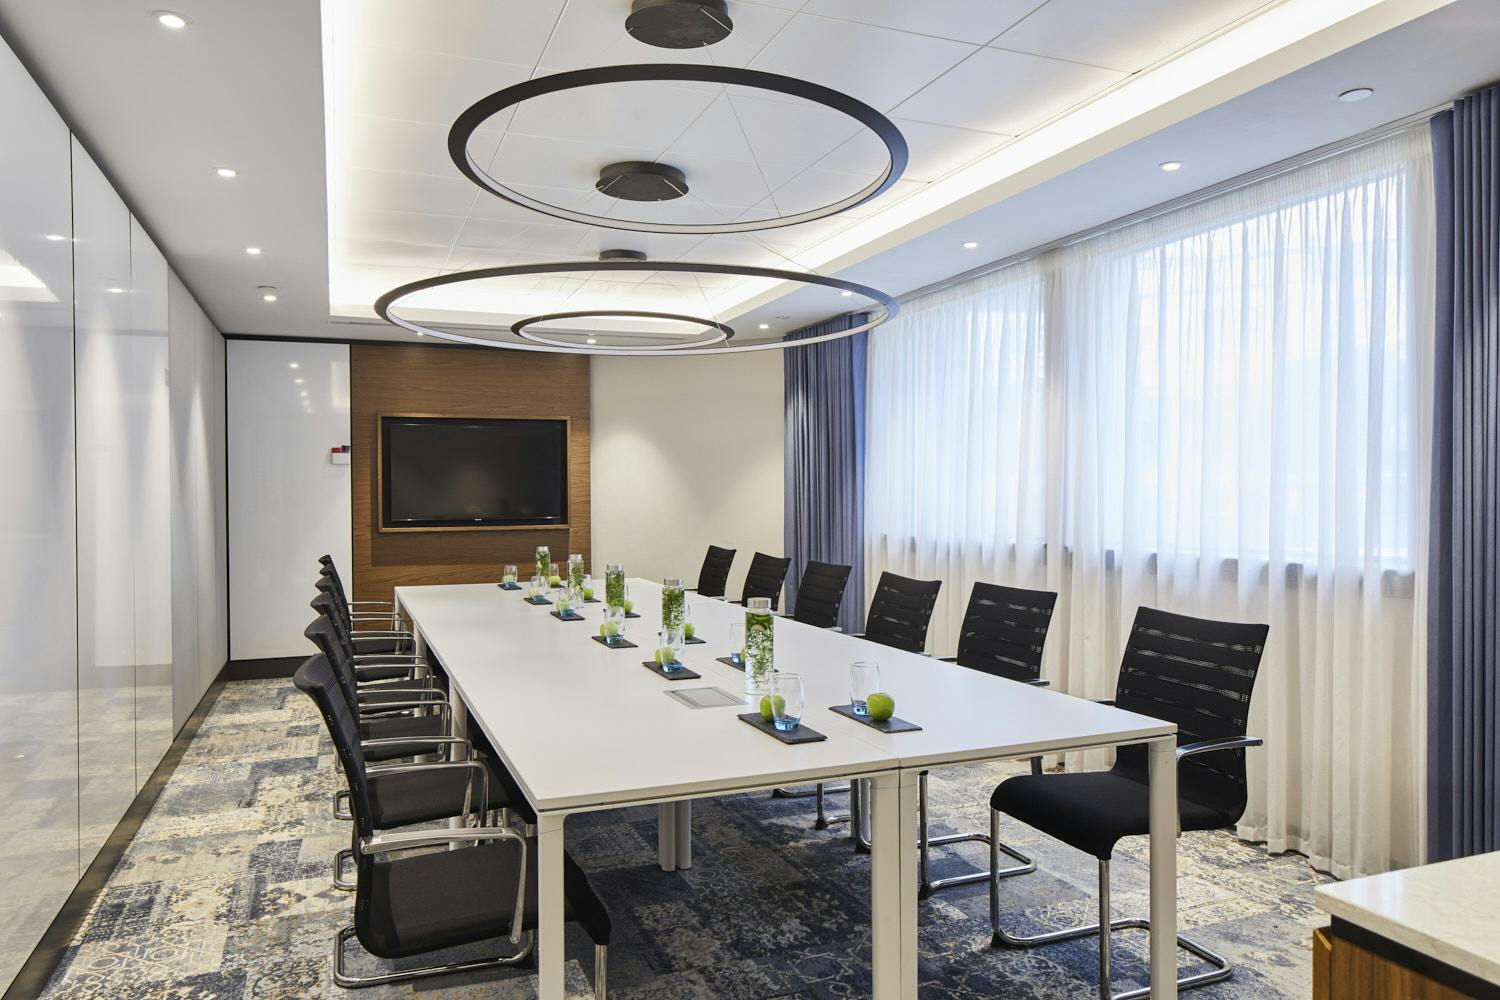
374 260 898 356
513 309 735 350
447 64 909 235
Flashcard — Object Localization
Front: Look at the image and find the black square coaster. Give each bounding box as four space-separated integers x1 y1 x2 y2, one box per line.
584 597 602 603
624 611 641 619
499 582 523 591
591 635 637 650
715 655 745 671
525 595 552 605
684 635 706 645
736 714 827 744
641 660 701 680
550 610 586 622
828 704 923 733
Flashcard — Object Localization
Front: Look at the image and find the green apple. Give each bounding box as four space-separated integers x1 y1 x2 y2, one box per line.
866 692 895 722
623 598 634 614
654 645 676 666
548 574 562 587
683 622 696 640
582 587 594 600
759 694 785 722
600 620 620 638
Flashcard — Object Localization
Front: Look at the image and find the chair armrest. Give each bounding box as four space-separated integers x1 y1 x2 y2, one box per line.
360 821 529 944
352 661 425 675
1025 678 1051 688
1176 736 1264 760
351 654 426 665
828 626 845 633
358 688 446 703
349 600 396 608
361 733 467 756
350 632 413 642
369 758 489 819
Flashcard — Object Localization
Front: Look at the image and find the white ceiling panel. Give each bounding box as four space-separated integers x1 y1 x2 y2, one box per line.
349 42 530 126
349 0 566 66
748 13 976 112
662 90 867 173
339 239 453 270
344 168 478 218
893 47 1125 135
337 208 465 247
536 0 797 72
348 116 500 179
800 0 1046 44
509 79 719 149
486 132 662 193
820 117 1011 182
993 0 1275 73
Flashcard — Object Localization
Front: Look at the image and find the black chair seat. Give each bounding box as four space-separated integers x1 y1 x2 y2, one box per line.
363 842 607 958
360 715 448 762
991 771 1240 860
358 662 419 681
367 765 509 828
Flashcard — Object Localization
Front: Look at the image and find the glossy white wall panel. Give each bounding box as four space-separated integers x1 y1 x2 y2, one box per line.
72 137 140 868
130 219 172 784
228 340 351 660
200 320 228 687
0 35 79 990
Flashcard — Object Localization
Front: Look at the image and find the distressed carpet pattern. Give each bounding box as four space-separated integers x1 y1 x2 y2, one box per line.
40 680 1328 998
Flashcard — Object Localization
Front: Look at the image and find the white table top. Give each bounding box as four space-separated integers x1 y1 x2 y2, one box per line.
1315 851 1500 986
395 580 1174 814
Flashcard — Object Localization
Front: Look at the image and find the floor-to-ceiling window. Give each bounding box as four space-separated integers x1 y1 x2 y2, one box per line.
866 126 1434 878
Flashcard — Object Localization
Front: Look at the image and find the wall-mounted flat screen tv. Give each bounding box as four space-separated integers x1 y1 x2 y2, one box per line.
380 416 568 529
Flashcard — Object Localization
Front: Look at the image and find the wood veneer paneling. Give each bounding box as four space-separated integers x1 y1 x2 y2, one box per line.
350 344 590 602
1327 933 1476 1000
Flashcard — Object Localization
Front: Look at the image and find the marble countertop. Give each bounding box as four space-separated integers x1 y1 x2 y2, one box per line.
1315 851 1500 986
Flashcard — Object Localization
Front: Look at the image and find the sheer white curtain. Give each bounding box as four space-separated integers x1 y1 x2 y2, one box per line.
865 127 1434 877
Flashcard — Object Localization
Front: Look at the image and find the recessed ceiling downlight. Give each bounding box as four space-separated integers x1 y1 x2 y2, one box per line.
625 0 733 49
216 166 238 178
1338 87 1375 103
259 285 278 302
1160 160 1183 172
154 10 188 29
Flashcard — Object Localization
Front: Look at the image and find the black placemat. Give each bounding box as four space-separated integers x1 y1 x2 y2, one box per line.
499 582 522 591
591 635 637 650
685 635 706 645
736 713 827 744
524 595 552 605
550 610 587 622
716 655 745 671
624 611 641 619
828 703 923 733
641 660 701 680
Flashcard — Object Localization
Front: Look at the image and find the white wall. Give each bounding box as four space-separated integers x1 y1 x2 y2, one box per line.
591 351 784 599
227 340 351 660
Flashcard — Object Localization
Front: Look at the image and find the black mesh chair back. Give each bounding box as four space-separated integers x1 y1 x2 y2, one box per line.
694 545 736 598
955 583 1058 682
791 561 852 629
1111 607 1269 818
739 552 792 609
306 614 361 710
862 572 942 653
319 553 335 568
315 573 354 628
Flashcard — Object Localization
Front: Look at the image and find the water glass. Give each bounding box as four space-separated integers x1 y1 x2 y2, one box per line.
727 622 745 666
850 661 881 716
602 604 626 644
502 563 518 586
580 573 594 601
658 627 685 672
529 574 545 600
771 673 805 732
555 588 574 616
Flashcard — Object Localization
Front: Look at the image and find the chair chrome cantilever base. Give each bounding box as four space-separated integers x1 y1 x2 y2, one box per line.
333 926 550 990
771 782 851 830
917 764 1039 897
987 817 1230 1000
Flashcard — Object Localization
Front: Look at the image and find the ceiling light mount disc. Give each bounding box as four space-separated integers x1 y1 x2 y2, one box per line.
598 249 648 262
376 260 898 356
596 161 688 202
449 64 908 235
514 309 734 351
626 0 733 48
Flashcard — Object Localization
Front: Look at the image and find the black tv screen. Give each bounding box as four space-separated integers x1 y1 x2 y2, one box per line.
380 416 568 528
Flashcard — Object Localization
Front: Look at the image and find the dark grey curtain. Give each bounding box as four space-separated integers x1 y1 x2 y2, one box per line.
1428 86 1500 862
783 313 866 633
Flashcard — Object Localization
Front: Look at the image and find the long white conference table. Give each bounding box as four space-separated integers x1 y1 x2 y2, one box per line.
393 579 1180 999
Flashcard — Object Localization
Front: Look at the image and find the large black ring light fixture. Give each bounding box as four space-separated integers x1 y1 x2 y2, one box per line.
448 64 909 235
374 261 898 356
513 309 735 350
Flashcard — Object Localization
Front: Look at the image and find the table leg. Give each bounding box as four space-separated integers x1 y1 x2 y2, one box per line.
870 770 919 999
537 810 567 1000
658 802 678 872
1148 736 1178 1000
675 798 692 870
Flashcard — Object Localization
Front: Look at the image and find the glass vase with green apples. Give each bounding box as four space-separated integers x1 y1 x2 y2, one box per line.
744 597 775 698
661 578 685 631
534 545 551 582
605 563 625 610
568 553 585 592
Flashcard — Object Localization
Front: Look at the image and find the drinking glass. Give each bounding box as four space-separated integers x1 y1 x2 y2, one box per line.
580 573 594 601
602 604 626 644
850 661 881 716
658 627 685 673
770 673 805 732
727 622 745 666
681 599 696 641
529 574 545 600
502 563 518 586
555 587 574 616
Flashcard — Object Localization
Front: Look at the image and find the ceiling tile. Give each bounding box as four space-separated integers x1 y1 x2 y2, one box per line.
994 0 1273 73
338 238 452 270
344 169 478 218
337 208 465 247
348 42 530 127
536 1 796 72
893 47 1124 135
487 132 662 193
663 90 865 174
347 116 500 179
509 79 718 151
350 0 566 65
819 117 1011 182
749 14 976 112
799 0 1044 44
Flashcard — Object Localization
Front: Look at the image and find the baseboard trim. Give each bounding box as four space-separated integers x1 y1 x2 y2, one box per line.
225 655 303 680
1 662 231 1000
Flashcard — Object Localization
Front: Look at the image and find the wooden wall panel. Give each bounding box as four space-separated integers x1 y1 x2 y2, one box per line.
350 343 590 602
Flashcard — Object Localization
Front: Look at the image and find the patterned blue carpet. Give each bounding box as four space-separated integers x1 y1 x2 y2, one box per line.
39 680 1328 998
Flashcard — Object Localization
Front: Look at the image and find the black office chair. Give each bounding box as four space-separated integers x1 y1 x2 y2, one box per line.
310 592 433 691
918 583 1058 896
789 560 852 630
858 572 942 653
316 576 412 657
292 655 611 995
687 544 736 599
734 552 792 610
319 554 407 629
988 606 1268 1000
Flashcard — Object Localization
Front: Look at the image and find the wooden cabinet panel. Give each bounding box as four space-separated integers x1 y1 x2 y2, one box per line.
1314 927 1332 1000
1328 933 1475 1000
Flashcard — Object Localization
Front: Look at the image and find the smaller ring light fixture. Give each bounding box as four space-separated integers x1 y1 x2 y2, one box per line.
375 260 898 357
449 65 908 235
626 0 732 48
514 309 734 351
